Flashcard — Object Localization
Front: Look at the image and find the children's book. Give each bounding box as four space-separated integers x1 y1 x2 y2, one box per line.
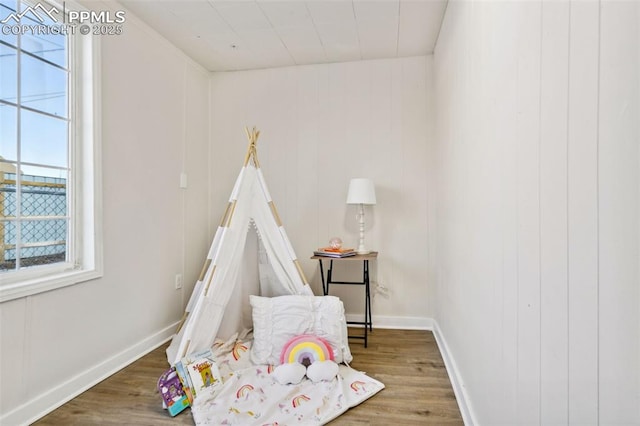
176 348 222 402
157 367 190 416
174 358 195 404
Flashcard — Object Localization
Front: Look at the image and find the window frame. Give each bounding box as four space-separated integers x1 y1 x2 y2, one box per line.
0 0 103 302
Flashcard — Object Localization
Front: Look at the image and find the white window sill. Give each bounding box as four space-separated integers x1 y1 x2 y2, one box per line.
0 268 102 303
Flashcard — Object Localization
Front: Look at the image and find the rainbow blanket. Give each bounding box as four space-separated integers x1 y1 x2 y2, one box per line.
191 334 384 425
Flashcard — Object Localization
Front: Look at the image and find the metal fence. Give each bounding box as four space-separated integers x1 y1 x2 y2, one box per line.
0 172 67 271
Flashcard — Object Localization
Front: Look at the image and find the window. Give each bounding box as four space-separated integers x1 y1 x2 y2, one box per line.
0 0 102 301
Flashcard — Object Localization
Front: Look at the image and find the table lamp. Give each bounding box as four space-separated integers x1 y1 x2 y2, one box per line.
346 178 376 254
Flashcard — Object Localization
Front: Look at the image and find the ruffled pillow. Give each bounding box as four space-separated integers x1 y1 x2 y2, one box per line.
250 295 352 365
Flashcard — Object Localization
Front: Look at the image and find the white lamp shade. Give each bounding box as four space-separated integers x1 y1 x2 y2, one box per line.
346 178 377 205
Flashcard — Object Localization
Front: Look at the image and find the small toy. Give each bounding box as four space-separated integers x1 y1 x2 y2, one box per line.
329 237 343 249
157 367 190 416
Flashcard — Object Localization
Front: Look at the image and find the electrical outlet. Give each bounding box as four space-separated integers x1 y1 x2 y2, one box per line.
175 274 183 290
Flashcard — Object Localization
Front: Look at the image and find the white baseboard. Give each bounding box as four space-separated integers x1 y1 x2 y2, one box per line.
1 322 179 426
345 313 434 330
432 320 477 426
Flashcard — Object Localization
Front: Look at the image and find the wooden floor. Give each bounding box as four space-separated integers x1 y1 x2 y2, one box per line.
34 329 463 425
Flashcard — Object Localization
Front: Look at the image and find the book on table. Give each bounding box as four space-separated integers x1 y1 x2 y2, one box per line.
314 247 357 258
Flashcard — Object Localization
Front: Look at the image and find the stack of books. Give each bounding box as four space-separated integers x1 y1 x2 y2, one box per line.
313 247 357 258
174 348 222 404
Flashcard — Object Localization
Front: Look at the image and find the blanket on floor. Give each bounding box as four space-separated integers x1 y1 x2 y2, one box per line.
191 333 384 425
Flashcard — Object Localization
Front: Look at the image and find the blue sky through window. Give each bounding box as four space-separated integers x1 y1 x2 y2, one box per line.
0 0 68 178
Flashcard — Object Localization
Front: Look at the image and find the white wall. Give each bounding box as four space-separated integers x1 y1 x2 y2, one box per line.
209 57 433 328
0 2 210 424
432 1 639 424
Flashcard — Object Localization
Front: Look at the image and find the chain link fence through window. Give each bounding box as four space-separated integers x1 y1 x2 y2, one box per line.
1 172 67 271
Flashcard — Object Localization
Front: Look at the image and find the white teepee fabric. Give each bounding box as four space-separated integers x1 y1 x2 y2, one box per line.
166 129 313 365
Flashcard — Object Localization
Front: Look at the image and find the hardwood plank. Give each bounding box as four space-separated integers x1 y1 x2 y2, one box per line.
34 329 463 425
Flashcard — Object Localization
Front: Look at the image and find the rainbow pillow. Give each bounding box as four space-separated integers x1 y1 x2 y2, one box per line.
280 334 335 367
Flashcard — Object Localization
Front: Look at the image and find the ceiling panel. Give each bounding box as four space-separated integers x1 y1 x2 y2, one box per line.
358 20 399 59
304 1 356 24
212 1 273 31
353 0 399 21
314 21 360 62
353 1 399 59
276 25 326 65
118 0 448 72
398 0 447 57
257 1 313 28
162 1 214 17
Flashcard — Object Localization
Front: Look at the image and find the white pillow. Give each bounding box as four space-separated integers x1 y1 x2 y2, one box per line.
250 295 353 365
272 362 306 385
306 360 340 383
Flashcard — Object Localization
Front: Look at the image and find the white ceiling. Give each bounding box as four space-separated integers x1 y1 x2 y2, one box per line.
118 0 448 72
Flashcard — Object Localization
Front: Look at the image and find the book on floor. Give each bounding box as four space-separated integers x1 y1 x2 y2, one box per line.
175 348 222 402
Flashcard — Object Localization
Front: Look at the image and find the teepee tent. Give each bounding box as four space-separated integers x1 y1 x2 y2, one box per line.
166 128 313 365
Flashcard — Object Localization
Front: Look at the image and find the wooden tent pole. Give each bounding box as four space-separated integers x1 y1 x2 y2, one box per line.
175 311 189 334
243 126 261 168
243 127 253 166
294 259 310 285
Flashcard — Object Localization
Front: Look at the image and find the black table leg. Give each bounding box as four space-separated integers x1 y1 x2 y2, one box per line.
318 259 326 295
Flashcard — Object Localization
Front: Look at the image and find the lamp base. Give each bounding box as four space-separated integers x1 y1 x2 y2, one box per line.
355 204 370 256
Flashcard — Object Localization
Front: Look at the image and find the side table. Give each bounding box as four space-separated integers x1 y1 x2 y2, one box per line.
310 252 377 347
